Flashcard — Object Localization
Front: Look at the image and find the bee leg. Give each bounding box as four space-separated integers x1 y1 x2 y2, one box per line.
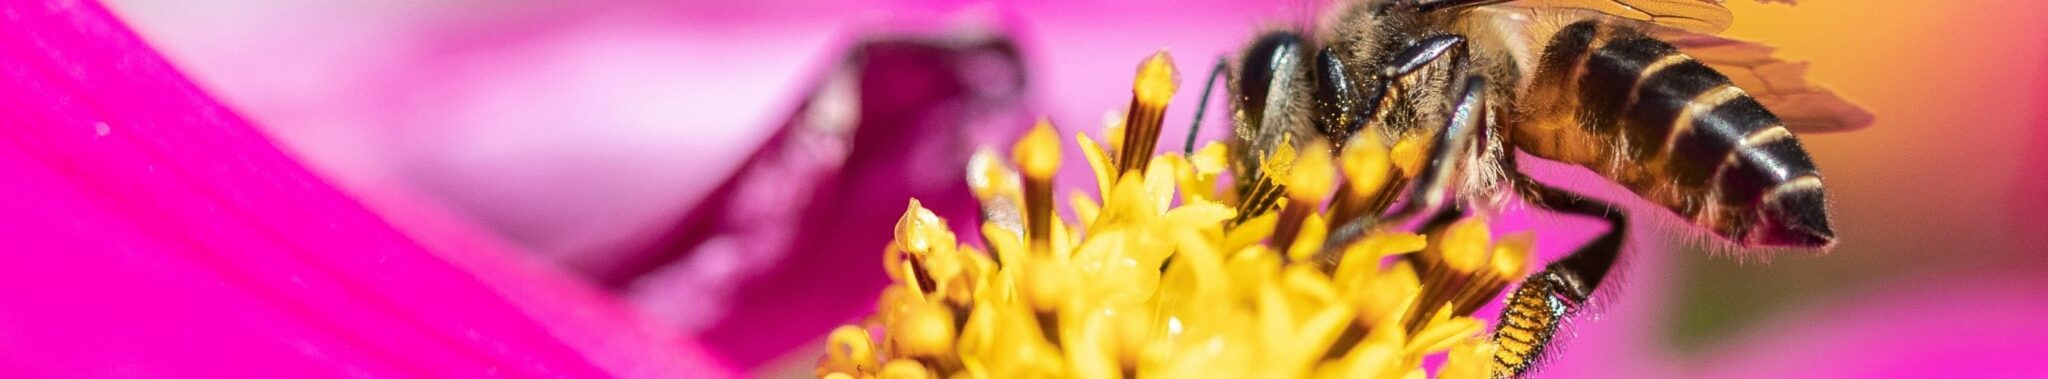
1402 0 1513 12
1384 34 1468 78
1320 35 1474 260
1312 47 1377 144
1320 33 1468 147
1316 72 1486 265
1184 56 1230 154
1486 166 1628 377
1515 178 1624 298
1336 34 1471 227
1383 73 1487 225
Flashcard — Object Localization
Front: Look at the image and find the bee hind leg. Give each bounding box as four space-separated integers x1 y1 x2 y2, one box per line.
1485 164 1629 377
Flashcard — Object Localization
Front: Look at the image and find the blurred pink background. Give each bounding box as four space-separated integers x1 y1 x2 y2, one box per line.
97 0 2048 377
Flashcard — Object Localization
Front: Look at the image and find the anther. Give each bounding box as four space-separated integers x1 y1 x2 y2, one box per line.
1270 141 1335 257
1404 216 1492 334
1327 133 1394 225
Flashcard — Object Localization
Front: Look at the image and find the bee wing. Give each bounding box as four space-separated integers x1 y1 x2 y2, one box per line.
1656 30 1876 132
1511 0 1734 33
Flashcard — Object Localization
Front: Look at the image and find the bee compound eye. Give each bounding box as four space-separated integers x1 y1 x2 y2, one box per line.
1237 31 1306 129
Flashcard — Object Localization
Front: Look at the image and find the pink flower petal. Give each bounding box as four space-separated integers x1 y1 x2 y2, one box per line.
0 0 729 377
613 29 1034 367
1698 272 2048 377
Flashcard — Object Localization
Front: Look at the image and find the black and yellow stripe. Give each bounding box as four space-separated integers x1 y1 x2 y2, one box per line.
1517 20 1834 248
1491 274 1569 376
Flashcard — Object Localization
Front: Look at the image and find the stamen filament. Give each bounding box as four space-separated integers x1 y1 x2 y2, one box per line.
1015 120 1062 255
1405 217 1492 334
1116 51 1180 175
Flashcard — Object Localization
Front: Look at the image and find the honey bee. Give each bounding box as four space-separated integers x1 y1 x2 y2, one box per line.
1196 0 1873 375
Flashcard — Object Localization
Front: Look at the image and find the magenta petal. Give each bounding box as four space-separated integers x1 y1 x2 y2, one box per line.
1698 272 2048 377
606 31 1032 367
0 1 728 377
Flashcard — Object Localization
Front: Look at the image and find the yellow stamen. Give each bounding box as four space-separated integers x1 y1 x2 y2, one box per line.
1438 217 1493 274
1015 120 1062 254
1230 138 1296 226
967 148 1020 202
1328 133 1393 225
880 360 934 379
1453 232 1535 314
1017 119 1063 179
1175 143 1229 204
1286 142 1337 200
820 325 878 377
1270 141 1333 257
892 301 959 358
1285 213 1327 262
823 53 1561 379
1077 132 1116 200
1489 232 1535 279
1117 51 1180 174
1134 51 1179 106
1389 136 1428 177
1438 339 1500 379
893 199 950 256
967 149 1026 238
1405 216 1494 333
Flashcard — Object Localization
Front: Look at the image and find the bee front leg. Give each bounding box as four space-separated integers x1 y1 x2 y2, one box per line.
1317 70 1486 265
1320 34 1477 264
1350 33 1474 226
1382 72 1486 226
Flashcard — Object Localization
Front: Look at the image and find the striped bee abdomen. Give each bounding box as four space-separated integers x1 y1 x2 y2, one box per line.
1516 20 1835 249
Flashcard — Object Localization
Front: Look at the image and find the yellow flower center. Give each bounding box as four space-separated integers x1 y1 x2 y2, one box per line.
820 52 1531 379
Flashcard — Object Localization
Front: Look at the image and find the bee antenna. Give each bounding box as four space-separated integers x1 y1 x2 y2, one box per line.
1185 56 1231 154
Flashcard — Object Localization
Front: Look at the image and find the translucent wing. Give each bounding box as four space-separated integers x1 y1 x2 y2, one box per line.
1657 31 1876 132
1512 0 1735 33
